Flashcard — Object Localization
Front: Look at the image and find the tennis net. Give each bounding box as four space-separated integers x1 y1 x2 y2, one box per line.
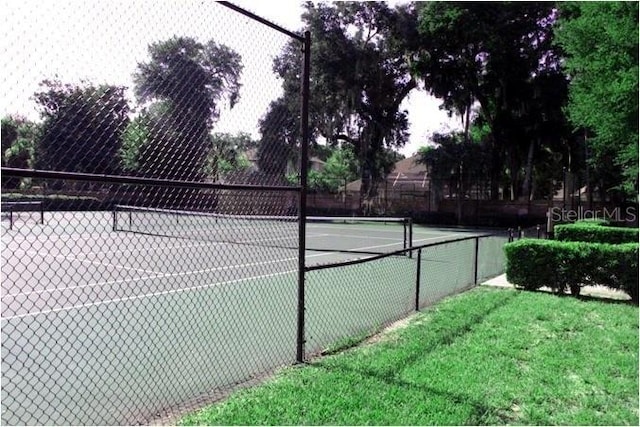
112 205 412 255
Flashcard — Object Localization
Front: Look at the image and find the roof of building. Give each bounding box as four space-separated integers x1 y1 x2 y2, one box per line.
345 155 430 192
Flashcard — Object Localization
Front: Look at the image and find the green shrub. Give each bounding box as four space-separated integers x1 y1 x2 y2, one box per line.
504 240 639 302
555 223 639 244
575 218 610 226
586 243 639 302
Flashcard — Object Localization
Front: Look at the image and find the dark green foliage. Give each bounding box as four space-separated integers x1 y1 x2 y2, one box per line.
268 2 415 204
130 37 242 180
1 116 41 188
575 218 610 226
554 2 639 200
34 80 129 175
505 239 639 302
588 243 639 303
413 2 571 201
205 132 255 182
555 223 639 244
257 97 298 177
504 240 582 294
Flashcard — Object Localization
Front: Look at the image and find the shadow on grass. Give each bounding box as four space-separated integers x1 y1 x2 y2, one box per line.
306 289 521 424
514 286 635 306
574 293 635 306
309 361 513 425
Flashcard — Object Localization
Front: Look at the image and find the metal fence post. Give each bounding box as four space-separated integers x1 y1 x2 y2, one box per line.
408 217 413 259
296 30 311 364
415 248 422 311
474 236 480 285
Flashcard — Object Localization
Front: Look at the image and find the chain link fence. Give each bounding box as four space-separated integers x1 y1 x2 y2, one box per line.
2 1 310 424
1 2 510 425
304 234 507 360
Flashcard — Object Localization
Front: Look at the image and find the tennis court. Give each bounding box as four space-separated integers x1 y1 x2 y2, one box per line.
2 209 476 315
1 208 488 425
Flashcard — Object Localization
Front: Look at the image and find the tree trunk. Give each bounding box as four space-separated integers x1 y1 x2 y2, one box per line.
520 139 535 201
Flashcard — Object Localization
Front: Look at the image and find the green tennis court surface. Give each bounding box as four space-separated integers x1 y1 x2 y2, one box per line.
1 210 490 425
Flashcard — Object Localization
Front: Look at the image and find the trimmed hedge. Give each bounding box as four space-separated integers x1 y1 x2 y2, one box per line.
575 218 610 226
504 239 639 303
554 223 639 244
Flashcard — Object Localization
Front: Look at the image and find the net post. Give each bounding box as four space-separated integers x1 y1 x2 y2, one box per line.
408 217 413 258
473 236 480 285
296 30 311 364
39 201 44 225
415 248 422 311
403 219 407 249
112 209 117 232
9 206 13 230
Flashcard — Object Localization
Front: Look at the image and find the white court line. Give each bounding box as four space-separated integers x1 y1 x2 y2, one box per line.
16 248 162 275
2 269 297 320
308 224 406 234
5 234 461 299
4 256 300 298
412 234 463 244
3 232 466 322
77 240 220 257
310 233 401 242
237 232 330 245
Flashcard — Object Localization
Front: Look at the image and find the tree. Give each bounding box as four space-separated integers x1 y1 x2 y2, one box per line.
554 2 639 200
1 116 41 188
34 80 129 175
413 2 569 200
321 146 358 192
257 97 299 179
263 1 416 210
131 36 242 180
205 132 255 182
418 131 491 223
120 115 151 174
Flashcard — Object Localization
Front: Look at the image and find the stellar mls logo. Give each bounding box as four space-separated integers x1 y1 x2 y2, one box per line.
548 206 637 223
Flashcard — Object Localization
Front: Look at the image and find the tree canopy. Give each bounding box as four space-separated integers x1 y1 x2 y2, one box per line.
129 36 243 180
413 2 573 201
554 1 639 200
262 1 416 209
2 1 636 209
33 80 129 175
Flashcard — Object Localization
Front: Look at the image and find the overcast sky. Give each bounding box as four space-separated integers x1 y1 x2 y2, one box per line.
1 0 460 156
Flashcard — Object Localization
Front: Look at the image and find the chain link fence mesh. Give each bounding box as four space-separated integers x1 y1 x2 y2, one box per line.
2 2 511 425
417 239 476 308
304 234 507 361
2 1 307 424
477 234 510 283
305 255 417 357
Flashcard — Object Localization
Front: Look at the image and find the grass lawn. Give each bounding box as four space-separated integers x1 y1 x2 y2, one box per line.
179 287 639 426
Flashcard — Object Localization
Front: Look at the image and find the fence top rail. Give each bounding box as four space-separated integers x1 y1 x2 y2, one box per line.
305 233 500 272
1 167 301 193
1 201 43 206
217 1 305 41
